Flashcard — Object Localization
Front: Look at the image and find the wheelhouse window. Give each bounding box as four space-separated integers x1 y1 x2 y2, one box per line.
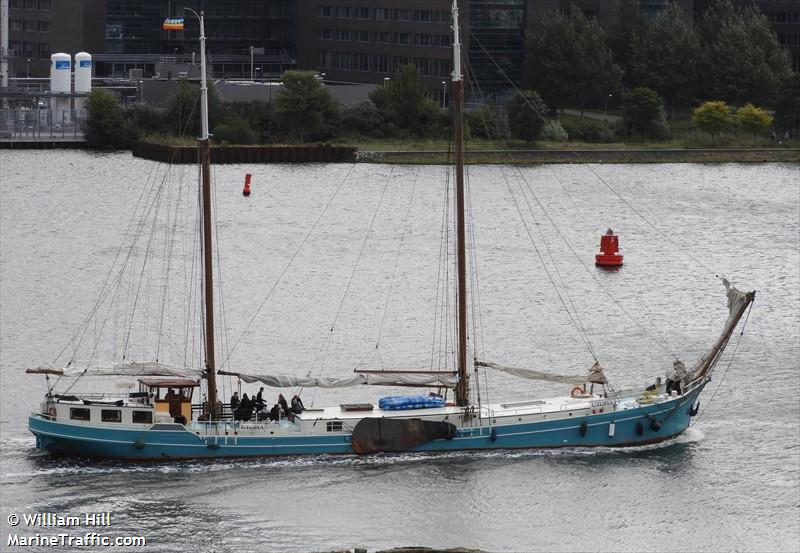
101 409 122 423
326 421 343 432
132 410 153 424
70 408 90 421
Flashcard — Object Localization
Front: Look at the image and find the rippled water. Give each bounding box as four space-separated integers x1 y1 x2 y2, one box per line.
1 152 798 552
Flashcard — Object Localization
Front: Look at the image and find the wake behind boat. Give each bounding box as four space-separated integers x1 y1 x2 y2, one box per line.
26 1 754 460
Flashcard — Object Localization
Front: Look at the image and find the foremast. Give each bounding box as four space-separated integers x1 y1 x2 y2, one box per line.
451 0 469 407
188 8 219 419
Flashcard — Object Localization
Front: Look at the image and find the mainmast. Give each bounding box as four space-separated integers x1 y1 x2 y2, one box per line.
451 0 469 407
188 8 219 419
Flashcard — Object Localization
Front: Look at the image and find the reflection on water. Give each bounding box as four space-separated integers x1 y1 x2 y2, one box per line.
1 153 798 552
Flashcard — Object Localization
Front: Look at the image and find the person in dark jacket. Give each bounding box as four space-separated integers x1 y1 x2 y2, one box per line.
291 395 305 413
230 392 240 412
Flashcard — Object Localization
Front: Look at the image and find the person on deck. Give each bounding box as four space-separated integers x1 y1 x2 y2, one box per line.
291 395 305 414
230 392 240 412
269 403 280 422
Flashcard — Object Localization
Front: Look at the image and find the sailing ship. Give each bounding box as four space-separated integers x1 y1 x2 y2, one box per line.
26 3 755 460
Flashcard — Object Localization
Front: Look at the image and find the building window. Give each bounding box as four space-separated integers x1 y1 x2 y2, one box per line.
397 9 410 21
436 35 451 47
132 411 153 424
318 27 331 40
11 0 23 8
395 32 409 45
10 19 22 32
24 0 35 9
336 6 351 18
23 41 36 56
375 54 390 72
375 8 392 21
335 29 352 41
101 410 122 423
434 11 451 23
38 42 50 58
38 20 51 32
414 10 432 23
38 0 51 8
415 57 431 75
319 50 332 67
23 20 36 31
376 31 392 44
319 6 332 17
415 34 432 46
356 7 370 19
356 30 370 42
356 53 370 71
70 408 91 421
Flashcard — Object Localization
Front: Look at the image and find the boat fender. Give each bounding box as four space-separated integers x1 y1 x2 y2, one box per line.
133 436 146 450
636 421 644 436
689 401 700 417
490 427 497 442
650 419 661 432
570 386 584 398
579 421 588 437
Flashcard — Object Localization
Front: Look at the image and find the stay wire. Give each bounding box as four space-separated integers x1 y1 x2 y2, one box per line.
222 165 356 365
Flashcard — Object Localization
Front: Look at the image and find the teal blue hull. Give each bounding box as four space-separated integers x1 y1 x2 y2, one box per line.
29 386 703 459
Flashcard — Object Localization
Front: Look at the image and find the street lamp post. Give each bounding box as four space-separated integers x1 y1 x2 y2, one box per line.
441 80 446 108
26 58 31 78
383 76 390 87
249 45 254 82
605 93 612 117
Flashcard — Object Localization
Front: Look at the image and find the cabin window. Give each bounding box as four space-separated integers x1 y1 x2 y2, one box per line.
326 421 343 432
132 410 153 424
70 408 90 421
101 409 122 423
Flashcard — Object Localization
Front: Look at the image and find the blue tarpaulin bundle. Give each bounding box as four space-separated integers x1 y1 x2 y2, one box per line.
379 395 445 411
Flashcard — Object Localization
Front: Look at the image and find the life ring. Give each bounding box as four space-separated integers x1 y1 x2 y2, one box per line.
570 386 585 398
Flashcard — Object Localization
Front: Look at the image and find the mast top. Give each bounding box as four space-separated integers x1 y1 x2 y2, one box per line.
451 0 462 82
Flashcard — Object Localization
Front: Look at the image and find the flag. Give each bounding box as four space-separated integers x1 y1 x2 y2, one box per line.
163 18 184 31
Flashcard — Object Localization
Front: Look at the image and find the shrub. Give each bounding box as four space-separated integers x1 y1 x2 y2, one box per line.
622 87 669 140
213 117 257 144
85 89 128 150
561 118 616 143
693 100 733 141
506 90 548 142
468 105 508 140
540 120 569 142
339 102 386 138
736 103 773 135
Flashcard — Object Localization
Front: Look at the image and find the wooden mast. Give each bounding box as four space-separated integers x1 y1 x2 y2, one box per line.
451 0 469 407
191 9 219 419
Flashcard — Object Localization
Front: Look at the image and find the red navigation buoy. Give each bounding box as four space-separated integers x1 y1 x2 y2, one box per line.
243 173 252 196
595 228 624 267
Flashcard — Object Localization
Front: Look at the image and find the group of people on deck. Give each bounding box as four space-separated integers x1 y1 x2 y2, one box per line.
229 387 305 422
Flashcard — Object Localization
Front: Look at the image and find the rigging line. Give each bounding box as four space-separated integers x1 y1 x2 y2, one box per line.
465 164 486 362
570 157 716 276
511 167 598 360
375 167 420 351
156 162 183 360
122 163 173 360
53 160 160 367
691 300 754 426
522 167 676 356
222 164 357 365
210 163 231 403
431 161 451 370
510 169 597 359
502 170 597 360
311 165 396 378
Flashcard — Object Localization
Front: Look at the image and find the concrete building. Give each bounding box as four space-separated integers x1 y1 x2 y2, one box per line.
6 0 106 78
295 0 459 95
97 0 295 78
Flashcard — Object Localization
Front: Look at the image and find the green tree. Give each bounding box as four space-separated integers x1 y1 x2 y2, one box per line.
468 104 508 140
85 89 127 150
506 90 548 142
527 7 622 115
213 117 257 144
736 103 773 135
629 4 700 116
608 0 646 81
339 102 387 138
369 64 439 137
228 100 275 143
273 71 339 142
693 100 733 141
623 87 668 139
774 74 800 138
164 80 226 137
699 0 791 105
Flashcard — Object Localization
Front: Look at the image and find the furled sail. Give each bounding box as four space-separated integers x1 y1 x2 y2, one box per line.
686 278 755 383
475 361 589 385
218 370 459 389
26 361 203 380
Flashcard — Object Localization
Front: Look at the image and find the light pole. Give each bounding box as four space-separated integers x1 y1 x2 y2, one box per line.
249 45 254 82
26 58 30 78
138 80 143 103
383 76 390 87
605 93 612 117
441 80 446 108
